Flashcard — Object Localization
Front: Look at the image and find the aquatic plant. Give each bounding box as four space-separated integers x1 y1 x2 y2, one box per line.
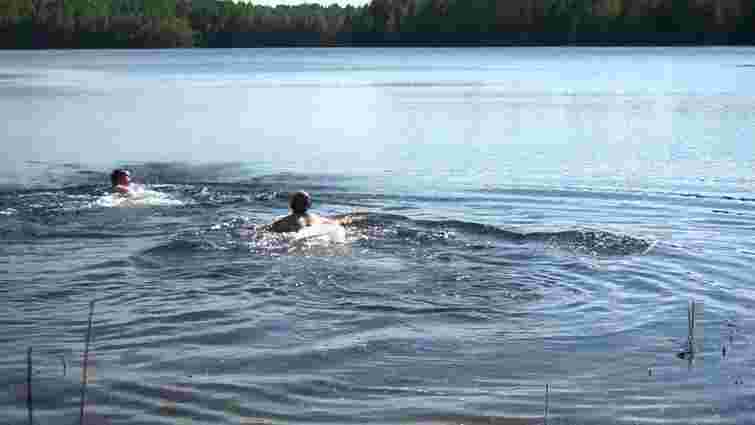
688 300 697 355
678 300 703 364
27 347 33 425
79 300 96 425
544 384 550 425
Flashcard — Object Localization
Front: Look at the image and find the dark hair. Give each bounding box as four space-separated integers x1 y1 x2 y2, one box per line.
289 191 312 214
110 169 129 186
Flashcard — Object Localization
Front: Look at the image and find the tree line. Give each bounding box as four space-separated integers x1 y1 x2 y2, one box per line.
1 0 754 49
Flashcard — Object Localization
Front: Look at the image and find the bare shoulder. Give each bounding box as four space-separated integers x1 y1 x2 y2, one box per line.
270 215 303 233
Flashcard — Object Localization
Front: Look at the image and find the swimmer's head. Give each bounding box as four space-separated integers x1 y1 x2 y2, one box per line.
110 169 131 187
289 191 312 214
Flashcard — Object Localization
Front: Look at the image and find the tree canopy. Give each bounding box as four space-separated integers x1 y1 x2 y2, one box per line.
1 0 753 48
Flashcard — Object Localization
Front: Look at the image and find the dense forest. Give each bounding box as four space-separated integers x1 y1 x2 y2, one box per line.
1 0 754 48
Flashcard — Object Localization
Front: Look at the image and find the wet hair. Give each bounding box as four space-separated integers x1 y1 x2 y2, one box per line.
289 191 312 214
110 169 130 186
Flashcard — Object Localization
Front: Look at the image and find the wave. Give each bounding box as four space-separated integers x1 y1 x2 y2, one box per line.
678 192 755 203
142 211 654 258
2 162 358 207
0 226 134 241
408 415 540 425
526 228 655 256
0 161 245 192
0 72 25 80
479 186 755 204
1 161 657 258
4 162 753 214
372 214 654 257
139 238 224 257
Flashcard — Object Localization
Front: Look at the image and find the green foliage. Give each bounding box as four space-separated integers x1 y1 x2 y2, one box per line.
739 2 755 35
154 15 194 46
64 0 112 18
110 0 140 16
0 0 33 19
219 0 254 18
143 0 176 18
0 0 753 48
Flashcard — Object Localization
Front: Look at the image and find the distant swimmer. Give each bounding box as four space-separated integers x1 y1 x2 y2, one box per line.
267 191 356 233
110 169 143 196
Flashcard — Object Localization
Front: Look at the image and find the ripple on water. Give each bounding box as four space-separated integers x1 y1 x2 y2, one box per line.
1 164 753 425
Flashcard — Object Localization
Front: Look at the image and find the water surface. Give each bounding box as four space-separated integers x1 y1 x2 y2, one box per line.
1 47 754 425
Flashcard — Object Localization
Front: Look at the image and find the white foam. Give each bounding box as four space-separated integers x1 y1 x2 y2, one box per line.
291 223 347 244
238 223 350 255
96 188 183 208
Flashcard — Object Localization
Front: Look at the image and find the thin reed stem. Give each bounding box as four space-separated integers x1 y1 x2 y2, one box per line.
688 300 697 354
79 300 96 425
27 347 33 425
544 383 550 425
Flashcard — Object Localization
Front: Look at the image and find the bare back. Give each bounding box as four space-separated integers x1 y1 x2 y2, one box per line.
269 213 335 233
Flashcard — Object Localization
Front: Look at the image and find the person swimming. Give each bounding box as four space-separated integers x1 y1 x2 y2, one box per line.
268 191 354 233
110 168 146 197
110 169 132 195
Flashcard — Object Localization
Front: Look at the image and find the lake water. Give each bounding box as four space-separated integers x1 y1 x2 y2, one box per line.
1 47 754 425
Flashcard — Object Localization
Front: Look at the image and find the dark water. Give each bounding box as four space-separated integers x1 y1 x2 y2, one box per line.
1 48 754 425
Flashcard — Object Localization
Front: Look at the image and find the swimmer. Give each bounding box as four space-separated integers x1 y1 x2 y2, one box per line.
267 191 356 233
111 169 132 195
110 169 144 196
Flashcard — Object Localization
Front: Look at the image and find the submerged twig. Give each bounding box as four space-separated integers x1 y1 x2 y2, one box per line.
27 347 33 425
79 300 96 425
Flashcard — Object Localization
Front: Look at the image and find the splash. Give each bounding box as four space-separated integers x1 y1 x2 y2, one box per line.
291 223 347 244
234 222 354 256
95 188 184 208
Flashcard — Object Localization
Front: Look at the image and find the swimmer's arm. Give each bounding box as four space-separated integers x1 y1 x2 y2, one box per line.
319 216 339 225
310 214 344 225
113 185 132 195
328 212 368 226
